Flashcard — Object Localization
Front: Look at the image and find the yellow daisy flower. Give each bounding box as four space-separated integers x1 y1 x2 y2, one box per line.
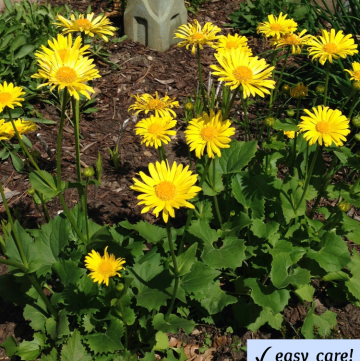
283 130 297 139
211 48 275 97
35 34 89 62
174 19 221 55
271 29 310 54
307 29 358 65
85 246 125 286
131 161 201 223
257 12 298 39
128 92 180 118
299 106 350 147
55 13 116 42
290 83 308 99
135 115 177 149
345 61 360 81
214 34 252 55
32 48 101 100
0 118 36 142
185 110 235 159
0 82 25 113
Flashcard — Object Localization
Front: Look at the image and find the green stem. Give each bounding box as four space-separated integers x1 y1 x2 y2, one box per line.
212 159 222 227
0 257 27 273
161 144 167 161
178 157 212 255
340 90 355 111
265 126 270 174
187 146 193 172
158 147 162 162
0 180 28 268
165 221 179 320
240 89 250 141
268 49 278 114
323 62 331 106
223 86 240 120
273 47 291 105
350 172 360 195
295 144 321 213
348 95 357 120
84 177 90 243
56 89 68 190
197 44 208 113
309 155 337 218
37 191 50 222
291 99 301 169
32 197 46 223
7 108 41 172
118 298 128 349
27 273 58 319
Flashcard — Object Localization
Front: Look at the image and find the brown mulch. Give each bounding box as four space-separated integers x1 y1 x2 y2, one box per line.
1 0 360 359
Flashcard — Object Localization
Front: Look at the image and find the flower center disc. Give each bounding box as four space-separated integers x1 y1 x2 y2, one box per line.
58 49 68 62
270 23 283 31
192 32 205 40
233 66 253 82
284 35 298 45
148 99 164 110
148 123 162 135
56 66 77 84
316 121 331 134
76 18 92 30
354 71 360 80
323 42 338 54
98 261 113 275
226 41 238 49
0 92 12 104
201 125 217 141
155 181 176 201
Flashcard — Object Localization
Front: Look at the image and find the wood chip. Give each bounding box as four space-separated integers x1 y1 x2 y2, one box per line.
155 78 175 85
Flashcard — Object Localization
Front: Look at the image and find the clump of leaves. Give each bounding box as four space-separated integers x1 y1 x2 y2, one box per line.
227 0 319 35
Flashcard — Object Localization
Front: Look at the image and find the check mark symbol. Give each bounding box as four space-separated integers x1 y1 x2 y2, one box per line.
255 346 272 361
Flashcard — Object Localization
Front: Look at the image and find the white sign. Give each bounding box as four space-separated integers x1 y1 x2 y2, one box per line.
248 340 359 361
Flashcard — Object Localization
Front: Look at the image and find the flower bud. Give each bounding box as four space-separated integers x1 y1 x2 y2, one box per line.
338 201 351 213
116 283 124 291
184 102 194 111
355 133 360 142
352 115 360 128
282 84 290 93
28 188 35 196
230 210 235 217
353 81 360 92
83 167 95 178
264 117 276 128
315 84 325 95
298 180 304 187
356 150 360 158
286 109 295 117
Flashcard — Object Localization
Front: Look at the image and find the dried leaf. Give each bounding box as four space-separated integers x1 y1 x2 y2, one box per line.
168 337 182 348
155 78 175 85
183 344 199 359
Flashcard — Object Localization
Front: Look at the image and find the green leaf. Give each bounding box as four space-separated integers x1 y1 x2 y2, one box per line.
273 118 299 132
10 35 27 52
245 278 291 314
120 220 166 244
180 262 220 294
29 170 60 199
143 351 157 361
301 302 337 339
215 140 257 174
0 336 18 357
10 152 23 173
194 200 213 222
345 252 360 300
52 259 86 287
151 331 169 351
31 214 71 276
280 176 305 222
41 348 58 361
175 243 198 277
4 0 13 12
45 310 70 340
152 313 195 334
16 335 44 361
188 219 218 245
201 237 246 270
24 301 47 332
232 172 264 219
198 280 237 315
307 232 350 272
251 220 279 239
294 285 315 302
218 212 252 238
128 253 171 311
14 44 35 59
247 306 283 332
61 329 92 361
86 319 124 355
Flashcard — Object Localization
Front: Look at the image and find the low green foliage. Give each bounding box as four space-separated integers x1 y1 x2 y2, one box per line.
227 0 319 35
